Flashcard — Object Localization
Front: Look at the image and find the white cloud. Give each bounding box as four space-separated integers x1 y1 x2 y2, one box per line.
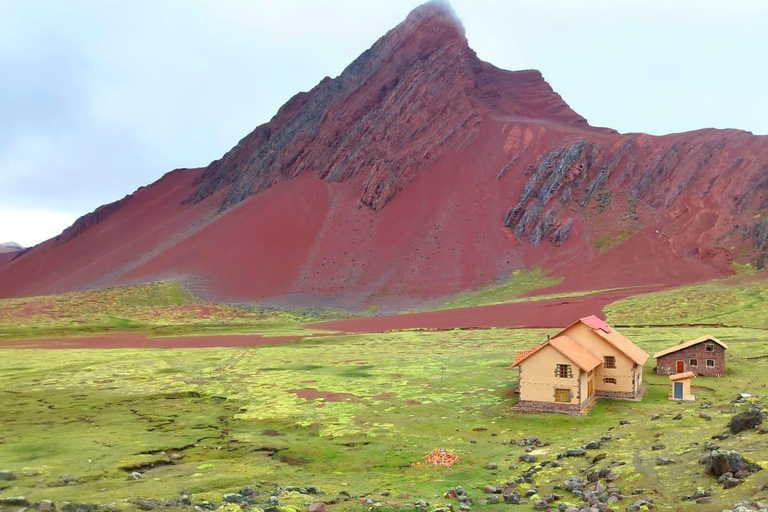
0 208 80 248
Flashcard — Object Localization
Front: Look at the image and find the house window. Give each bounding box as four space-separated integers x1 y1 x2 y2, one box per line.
690 359 698 367
555 388 571 403
603 377 617 384
555 364 573 378
706 343 715 352
603 356 616 369
706 359 716 367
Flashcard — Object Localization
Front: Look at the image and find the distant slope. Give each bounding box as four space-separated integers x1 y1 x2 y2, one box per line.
1 1 767 310
0 242 24 266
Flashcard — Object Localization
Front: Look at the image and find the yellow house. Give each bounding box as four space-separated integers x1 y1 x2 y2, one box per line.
511 316 649 414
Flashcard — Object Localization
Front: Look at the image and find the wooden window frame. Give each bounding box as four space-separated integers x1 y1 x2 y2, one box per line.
603 356 616 369
603 377 617 384
554 388 571 403
555 364 573 378
689 359 698 367
706 359 716 367
705 343 715 352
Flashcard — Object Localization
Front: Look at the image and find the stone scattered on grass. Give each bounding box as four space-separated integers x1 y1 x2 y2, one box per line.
0 469 15 481
651 443 665 451
0 496 28 507
729 408 766 434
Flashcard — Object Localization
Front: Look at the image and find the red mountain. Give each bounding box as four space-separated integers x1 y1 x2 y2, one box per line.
2 1 768 309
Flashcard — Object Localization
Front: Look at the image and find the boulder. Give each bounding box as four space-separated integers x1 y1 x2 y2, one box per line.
729 408 766 434
485 462 497 470
0 497 29 507
651 443 665 451
222 494 248 504
564 448 586 457
519 453 537 463
502 489 520 505
705 450 747 476
655 457 676 466
0 470 15 480
308 504 327 512
39 500 57 511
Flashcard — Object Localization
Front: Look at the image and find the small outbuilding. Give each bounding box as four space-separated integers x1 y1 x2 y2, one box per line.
669 371 696 401
654 334 728 377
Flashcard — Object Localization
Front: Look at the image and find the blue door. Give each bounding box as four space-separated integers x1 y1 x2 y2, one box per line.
673 382 683 399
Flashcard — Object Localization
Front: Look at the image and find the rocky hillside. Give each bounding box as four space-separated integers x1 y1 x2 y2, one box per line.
1 1 767 307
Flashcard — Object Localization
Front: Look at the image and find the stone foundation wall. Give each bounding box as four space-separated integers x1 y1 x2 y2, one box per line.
514 399 581 415
656 342 726 376
595 389 637 400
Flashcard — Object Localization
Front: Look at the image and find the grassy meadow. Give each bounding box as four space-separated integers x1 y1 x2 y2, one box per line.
0 282 320 339
2 278 768 510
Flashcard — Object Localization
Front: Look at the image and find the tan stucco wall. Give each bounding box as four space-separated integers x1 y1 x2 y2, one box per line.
561 323 638 394
518 345 582 405
672 378 693 400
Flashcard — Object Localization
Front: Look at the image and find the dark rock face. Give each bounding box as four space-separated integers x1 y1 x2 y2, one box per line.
704 450 754 477
185 2 585 214
729 408 765 434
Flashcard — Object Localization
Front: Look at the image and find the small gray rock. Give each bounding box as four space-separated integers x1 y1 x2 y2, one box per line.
0 470 15 481
38 501 56 512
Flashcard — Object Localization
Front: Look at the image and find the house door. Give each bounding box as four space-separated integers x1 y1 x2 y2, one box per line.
676 360 684 373
587 378 594 397
673 382 683 399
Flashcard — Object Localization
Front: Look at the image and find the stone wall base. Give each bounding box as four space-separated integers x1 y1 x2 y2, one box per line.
513 400 581 415
512 387 647 415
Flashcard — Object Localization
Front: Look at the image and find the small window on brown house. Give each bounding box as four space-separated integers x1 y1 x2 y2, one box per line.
690 359 698 367
706 343 715 352
603 356 616 369
603 377 617 384
706 359 716 367
555 388 571 403
556 364 573 378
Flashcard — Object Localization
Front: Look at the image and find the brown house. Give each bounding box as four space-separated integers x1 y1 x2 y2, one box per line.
654 335 728 377
511 316 649 415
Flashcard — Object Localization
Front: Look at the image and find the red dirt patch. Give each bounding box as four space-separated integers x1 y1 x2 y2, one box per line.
0 332 312 350
307 287 657 332
289 388 362 402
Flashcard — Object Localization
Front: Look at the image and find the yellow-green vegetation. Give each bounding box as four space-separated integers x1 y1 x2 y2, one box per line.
0 282 319 338
2 326 768 511
437 268 562 309
606 273 768 329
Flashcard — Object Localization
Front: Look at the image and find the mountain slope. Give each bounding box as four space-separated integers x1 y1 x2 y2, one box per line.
1 1 767 309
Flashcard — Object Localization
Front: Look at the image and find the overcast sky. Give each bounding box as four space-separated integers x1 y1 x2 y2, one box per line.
2 0 767 247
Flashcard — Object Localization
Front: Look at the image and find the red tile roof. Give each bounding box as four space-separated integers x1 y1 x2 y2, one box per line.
511 335 601 372
554 316 648 365
580 315 611 333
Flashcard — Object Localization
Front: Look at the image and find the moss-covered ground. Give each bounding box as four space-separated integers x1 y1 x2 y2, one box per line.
1 325 768 511
606 270 768 329
0 282 321 339
2 278 768 510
